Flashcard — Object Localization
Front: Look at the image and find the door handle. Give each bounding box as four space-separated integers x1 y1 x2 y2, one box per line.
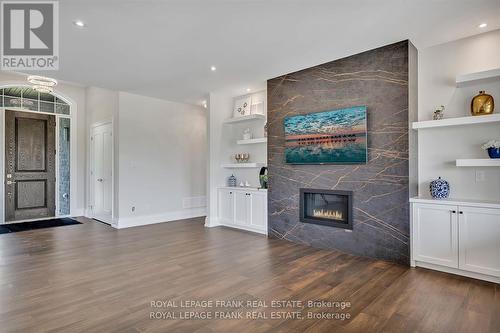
97 178 104 182
6 180 16 185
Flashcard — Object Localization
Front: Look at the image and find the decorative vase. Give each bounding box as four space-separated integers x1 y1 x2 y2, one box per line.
243 128 252 140
471 91 494 116
430 177 450 199
259 167 268 189
227 174 237 187
487 147 500 159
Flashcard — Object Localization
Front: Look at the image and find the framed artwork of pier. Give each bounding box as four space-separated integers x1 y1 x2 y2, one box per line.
283 106 367 164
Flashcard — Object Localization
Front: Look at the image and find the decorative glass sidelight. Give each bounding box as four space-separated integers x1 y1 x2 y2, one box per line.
58 117 71 215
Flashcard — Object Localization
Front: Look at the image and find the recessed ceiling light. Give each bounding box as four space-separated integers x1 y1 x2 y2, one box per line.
479 23 487 28
73 20 86 28
246 88 251 92
210 66 216 72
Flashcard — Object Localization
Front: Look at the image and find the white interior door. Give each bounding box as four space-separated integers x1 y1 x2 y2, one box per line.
91 123 113 223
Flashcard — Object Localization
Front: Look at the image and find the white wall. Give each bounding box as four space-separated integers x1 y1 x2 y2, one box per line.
0 71 87 218
418 29 500 200
117 92 207 227
0 75 208 227
206 87 267 227
86 86 118 125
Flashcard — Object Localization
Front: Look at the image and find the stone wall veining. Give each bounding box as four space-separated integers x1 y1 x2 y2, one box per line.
267 41 411 265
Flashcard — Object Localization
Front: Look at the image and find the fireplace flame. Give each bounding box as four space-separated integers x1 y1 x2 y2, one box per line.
312 209 344 221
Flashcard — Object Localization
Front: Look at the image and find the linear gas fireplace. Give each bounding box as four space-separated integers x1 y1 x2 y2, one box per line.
299 189 353 230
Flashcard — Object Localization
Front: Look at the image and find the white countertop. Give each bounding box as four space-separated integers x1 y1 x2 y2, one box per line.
218 186 267 192
410 196 500 209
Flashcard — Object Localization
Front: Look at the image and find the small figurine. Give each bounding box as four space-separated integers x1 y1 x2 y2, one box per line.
433 105 445 120
243 128 252 140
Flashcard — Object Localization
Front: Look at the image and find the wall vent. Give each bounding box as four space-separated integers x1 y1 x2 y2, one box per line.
183 196 207 209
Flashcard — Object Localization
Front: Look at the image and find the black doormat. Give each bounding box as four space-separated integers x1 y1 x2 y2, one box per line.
0 218 81 234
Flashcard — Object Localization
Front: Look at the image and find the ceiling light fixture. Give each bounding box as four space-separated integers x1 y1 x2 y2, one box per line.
33 85 54 94
479 23 487 28
73 20 86 28
210 66 216 72
202 101 208 108
27 75 58 93
246 88 251 92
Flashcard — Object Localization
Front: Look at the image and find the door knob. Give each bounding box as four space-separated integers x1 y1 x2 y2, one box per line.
6 180 16 185
97 178 103 182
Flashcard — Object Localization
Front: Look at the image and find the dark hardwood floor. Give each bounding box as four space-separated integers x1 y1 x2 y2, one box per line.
0 217 498 333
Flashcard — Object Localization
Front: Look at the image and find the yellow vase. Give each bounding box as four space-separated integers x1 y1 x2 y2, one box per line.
471 91 494 116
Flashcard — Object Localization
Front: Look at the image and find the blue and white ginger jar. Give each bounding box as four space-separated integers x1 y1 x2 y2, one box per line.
430 177 450 199
227 174 237 187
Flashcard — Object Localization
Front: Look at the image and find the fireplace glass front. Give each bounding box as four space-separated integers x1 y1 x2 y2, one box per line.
300 189 353 229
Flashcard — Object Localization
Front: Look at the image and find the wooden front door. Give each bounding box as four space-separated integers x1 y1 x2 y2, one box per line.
5 111 56 222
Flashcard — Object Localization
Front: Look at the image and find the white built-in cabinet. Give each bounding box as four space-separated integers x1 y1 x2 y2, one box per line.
217 187 267 235
458 206 500 277
413 203 458 268
411 198 500 283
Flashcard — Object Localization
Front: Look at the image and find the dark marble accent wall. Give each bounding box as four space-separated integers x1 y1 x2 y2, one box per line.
267 41 412 265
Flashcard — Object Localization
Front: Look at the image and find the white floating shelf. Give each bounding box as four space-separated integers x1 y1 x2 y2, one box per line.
223 114 266 124
237 138 267 145
456 68 500 87
412 114 500 129
456 159 500 167
221 163 266 168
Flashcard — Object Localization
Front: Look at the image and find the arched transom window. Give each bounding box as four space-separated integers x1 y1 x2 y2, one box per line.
0 86 70 115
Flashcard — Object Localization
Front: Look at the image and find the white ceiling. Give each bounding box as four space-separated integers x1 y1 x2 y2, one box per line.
21 0 500 105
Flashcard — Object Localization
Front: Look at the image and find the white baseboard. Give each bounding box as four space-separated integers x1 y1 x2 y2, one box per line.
116 207 206 229
71 208 85 217
415 261 500 284
220 222 268 235
83 208 92 218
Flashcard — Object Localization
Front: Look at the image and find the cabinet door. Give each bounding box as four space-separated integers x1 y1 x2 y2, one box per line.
413 203 458 268
459 206 500 277
234 191 249 225
218 189 234 224
249 192 267 229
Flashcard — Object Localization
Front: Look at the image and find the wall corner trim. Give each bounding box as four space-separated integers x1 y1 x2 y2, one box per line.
204 216 221 228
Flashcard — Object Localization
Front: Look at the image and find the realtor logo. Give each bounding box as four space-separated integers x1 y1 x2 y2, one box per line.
1 1 59 70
